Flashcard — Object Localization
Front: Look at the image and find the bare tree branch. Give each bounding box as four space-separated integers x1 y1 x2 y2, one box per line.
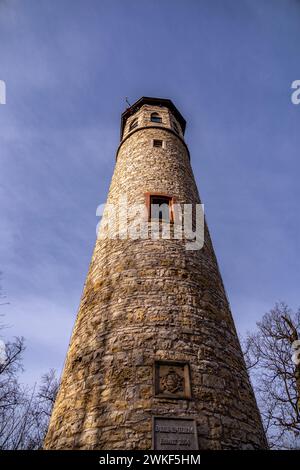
243 302 300 449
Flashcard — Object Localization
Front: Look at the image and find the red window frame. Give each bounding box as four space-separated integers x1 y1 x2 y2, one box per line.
145 192 175 223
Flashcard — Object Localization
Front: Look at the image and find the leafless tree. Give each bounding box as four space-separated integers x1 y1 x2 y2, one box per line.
0 273 58 449
31 369 59 448
243 302 300 449
0 367 58 449
0 273 27 449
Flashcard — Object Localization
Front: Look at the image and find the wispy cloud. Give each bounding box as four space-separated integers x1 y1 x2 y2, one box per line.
0 0 299 386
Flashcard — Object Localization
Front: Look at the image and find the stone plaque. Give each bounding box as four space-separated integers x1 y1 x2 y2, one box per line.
153 417 198 450
154 361 191 399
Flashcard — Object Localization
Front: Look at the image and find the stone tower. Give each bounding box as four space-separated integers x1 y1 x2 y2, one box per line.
44 97 267 450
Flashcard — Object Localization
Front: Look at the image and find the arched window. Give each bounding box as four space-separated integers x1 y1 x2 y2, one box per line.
150 112 162 123
129 119 138 131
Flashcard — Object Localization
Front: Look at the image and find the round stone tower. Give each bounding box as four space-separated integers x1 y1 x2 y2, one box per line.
44 97 267 450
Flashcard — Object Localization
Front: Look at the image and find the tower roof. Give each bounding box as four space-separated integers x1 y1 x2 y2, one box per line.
121 96 186 139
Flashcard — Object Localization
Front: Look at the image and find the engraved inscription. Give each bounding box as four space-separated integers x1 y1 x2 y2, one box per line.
153 417 198 450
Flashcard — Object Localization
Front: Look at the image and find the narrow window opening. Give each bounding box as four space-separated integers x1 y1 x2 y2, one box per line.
173 122 180 134
129 119 138 131
153 139 163 148
151 112 162 123
149 195 173 223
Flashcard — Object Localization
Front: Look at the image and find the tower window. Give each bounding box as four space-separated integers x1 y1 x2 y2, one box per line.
150 112 162 123
153 139 163 148
146 193 174 223
173 122 180 134
129 119 138 131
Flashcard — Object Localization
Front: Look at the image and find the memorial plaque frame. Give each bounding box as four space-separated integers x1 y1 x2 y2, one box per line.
153 360 192 400
152 416 199 450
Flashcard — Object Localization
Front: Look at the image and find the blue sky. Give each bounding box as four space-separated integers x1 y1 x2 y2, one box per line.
0 0 299 386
